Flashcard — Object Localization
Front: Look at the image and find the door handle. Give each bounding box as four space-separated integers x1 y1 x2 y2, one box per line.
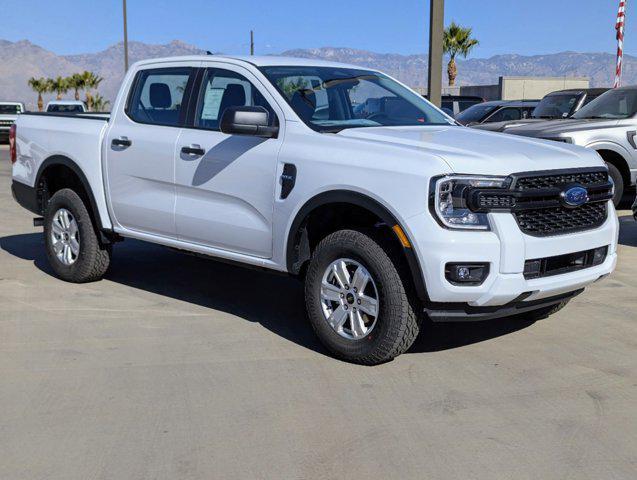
112 136 132 148
181 145 205 156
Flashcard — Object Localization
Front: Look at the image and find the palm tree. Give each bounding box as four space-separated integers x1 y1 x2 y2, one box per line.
27 77 52 111
67 73 86 101
81 71 103 111
91 94 110 112
50 76 70 100
443 22 479 86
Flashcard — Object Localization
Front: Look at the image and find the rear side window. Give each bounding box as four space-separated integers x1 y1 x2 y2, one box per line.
127 67 192 126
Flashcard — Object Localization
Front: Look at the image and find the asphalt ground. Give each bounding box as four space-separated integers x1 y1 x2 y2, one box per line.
1 145 636 479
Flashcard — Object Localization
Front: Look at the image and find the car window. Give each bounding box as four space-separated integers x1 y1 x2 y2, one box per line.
195 68 277 130
0 104 21 114
47 104 84 113
533 94 579 119
573 88 637 119
127 67 192 126
487 107 521 123
260 66 451 132
456 103 497 124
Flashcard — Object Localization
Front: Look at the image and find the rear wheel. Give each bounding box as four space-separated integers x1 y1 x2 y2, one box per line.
305 229 421 365
44 188 111 283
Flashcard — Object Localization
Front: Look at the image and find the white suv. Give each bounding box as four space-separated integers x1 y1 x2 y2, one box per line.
10 56 618 364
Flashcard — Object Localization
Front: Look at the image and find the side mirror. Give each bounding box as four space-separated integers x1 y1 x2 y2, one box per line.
220 106 279 138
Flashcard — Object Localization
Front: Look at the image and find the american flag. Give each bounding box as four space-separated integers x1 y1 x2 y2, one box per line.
614 0 628 88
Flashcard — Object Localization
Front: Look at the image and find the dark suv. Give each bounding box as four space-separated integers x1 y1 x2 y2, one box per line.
456 100 539 126
472 88 608 132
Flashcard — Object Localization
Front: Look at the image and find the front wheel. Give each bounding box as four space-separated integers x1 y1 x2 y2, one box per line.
44 188 111 283
305 230 421 365
606 162 624 207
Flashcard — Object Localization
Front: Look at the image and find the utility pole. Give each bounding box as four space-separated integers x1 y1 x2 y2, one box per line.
250 30 255 55
123 0 129 72
427 0 444 107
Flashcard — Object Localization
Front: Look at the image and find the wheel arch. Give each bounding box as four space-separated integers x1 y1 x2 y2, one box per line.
285 190 428 301
35 155 108 232
588 141 632 186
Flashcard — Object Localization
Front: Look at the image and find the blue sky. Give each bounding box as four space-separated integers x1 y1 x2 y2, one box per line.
1 0 628 57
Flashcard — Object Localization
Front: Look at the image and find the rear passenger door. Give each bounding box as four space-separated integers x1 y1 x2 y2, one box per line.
174 65 284 258
105 65 197 237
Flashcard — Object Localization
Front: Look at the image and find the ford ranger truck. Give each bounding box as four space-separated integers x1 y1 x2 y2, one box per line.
10 56 619 364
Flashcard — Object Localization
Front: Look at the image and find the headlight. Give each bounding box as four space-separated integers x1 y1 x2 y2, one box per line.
430 175 508 230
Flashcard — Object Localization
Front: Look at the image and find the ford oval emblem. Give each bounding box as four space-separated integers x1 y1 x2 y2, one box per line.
561 186 589 207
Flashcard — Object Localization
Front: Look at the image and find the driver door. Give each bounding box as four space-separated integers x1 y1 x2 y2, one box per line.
174 65 284 258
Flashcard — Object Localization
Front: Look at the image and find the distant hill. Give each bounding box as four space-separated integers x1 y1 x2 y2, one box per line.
0 39 631 109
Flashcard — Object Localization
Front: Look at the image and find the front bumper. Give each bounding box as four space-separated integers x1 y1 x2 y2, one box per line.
406 201 618 319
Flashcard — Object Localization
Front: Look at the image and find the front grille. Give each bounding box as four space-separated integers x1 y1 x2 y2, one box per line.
0 120 14 126
515 202 607 236
466 168 613 237
514 171 608 190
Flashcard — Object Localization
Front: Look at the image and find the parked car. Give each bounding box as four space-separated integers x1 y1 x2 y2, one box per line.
441 95 484 117
473 88 609 132
422 95 484 117
506 86 637 205
0 101 25 142
10 55 618 364
45 100 87 113
456 100 539 126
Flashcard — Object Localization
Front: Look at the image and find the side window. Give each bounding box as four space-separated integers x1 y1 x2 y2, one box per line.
195 68 277 130
127 67 192 126
488 107 521 122
275 75 329 122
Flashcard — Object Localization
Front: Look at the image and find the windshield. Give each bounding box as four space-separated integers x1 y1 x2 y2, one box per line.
0 104 21 114
259 66 452 132
532 94 580 119
455 103 496 124
572 89 637 119
47 104 84 113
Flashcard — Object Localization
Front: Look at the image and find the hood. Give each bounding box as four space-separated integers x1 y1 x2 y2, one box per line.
336 125 604 176
0 114 18 121
505 118 619 138
471 118 556 133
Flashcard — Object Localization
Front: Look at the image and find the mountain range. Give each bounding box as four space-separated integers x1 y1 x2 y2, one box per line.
1 39 633 109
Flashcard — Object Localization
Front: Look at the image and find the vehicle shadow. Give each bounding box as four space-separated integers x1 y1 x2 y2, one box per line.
1 232 538 359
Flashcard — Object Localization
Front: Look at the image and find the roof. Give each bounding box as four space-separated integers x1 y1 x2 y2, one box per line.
47 100 85 105
133 55 370 70
547 88 609 96
479 100 540 107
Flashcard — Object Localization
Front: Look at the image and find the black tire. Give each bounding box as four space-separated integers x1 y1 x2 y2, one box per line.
606 162 624 207
520 299 570 321
44 188 111 283
305 229 421 365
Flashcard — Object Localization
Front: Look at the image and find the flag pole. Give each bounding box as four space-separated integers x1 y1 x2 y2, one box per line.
614 0 627 88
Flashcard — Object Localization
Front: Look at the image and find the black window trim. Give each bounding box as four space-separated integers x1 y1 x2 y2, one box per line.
124 66 197 128
179 66 280 133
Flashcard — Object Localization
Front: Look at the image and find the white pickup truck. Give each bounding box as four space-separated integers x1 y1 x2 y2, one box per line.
0 101 25 142
10 55 618 364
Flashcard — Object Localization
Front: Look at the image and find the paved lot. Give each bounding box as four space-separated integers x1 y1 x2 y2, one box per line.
1 144 636 479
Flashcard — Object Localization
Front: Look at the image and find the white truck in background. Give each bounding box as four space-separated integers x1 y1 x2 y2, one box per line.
10 55 618 364
0 101 25 142
45 100 87 113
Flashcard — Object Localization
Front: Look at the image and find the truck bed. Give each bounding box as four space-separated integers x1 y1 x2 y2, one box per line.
13 111 113 229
